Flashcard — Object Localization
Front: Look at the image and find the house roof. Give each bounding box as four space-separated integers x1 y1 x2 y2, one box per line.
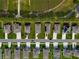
76 5 79 13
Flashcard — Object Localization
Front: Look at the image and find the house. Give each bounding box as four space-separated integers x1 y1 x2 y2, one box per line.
75 5 79 18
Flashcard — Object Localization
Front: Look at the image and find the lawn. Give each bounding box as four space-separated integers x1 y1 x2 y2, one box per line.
8 0 17 11
54 0 74 12
0 0 29 12
30 0 62 12
0 0 74 13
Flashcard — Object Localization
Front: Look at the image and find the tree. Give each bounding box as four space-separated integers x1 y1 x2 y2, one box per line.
73 0 79 3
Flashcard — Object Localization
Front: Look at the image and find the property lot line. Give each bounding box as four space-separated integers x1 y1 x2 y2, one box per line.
0 39 78 42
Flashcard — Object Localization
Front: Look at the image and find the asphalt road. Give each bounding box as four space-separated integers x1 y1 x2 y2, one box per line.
0 39 78 43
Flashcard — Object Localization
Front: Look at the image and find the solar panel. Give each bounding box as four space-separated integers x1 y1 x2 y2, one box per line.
43 49 49 59
14 48 20 59
33 48 40 58
5 49 11 59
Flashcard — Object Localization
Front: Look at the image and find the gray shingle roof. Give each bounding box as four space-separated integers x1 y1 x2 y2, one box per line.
76 5 79 13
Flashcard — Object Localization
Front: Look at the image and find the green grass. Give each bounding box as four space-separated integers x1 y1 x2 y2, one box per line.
75 34 79 39
8 0 17 11
0 0 74 13
54 0 74 12
30 0 62 12
8 33 16 39
66 34 72 39
1 0 62 12
72 56 79 59
0 0 2 11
